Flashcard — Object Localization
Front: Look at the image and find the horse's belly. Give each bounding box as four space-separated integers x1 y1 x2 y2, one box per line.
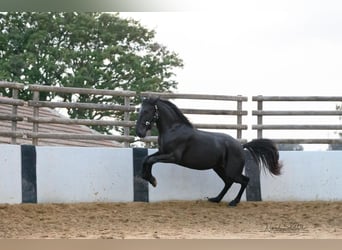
179 150 222 170
180 160 219 170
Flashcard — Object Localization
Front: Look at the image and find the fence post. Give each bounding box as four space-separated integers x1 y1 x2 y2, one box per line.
11 88 19 144
32 90 40 145
123 96 130 147
145 130 151 148
237 96 243 139
257 97 263 139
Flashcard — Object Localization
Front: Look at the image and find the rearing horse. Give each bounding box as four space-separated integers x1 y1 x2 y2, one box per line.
136 97 282 206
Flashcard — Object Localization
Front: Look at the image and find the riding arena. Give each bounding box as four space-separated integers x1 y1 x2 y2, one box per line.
0 82 341 239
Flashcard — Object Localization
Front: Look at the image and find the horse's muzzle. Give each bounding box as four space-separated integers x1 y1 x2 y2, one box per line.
136 127 147 138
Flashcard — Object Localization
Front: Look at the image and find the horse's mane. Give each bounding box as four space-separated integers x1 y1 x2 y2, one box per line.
158 99 194 128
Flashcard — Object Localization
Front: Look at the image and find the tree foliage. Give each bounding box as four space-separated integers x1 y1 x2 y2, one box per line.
0 12 183 134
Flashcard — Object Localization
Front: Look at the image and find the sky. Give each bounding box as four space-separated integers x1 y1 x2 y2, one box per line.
120 1 342 96
119 1 342 148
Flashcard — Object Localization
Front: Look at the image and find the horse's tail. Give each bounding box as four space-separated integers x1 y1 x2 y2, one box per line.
243 138 282 175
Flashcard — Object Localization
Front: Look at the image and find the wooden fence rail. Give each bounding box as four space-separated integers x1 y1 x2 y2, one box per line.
252 95 342 145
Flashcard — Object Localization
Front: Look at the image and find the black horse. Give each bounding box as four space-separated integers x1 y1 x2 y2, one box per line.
136 97 282 206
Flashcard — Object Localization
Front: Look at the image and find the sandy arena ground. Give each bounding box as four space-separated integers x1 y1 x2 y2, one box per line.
0 201 341 239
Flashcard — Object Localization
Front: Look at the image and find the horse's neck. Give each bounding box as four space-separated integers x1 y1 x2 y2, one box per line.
156 103 182 131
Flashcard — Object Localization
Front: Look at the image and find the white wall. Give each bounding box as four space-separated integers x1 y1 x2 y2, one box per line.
0 145 22 203
36 147 133 203
148 150 342 202
0 145 341 204
261 151 342 201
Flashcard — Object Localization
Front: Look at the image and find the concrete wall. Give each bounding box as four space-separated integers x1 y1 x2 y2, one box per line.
0 145 21 203
261 151 342 201
0 144 341 204
36 147 133 203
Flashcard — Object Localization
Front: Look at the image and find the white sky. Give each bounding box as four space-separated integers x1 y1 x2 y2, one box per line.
120 1 342 96
119 1 342 149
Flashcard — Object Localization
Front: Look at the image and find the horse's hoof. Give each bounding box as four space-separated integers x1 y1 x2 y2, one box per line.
228 200 238 207
150 177 157 187
208 197 220 203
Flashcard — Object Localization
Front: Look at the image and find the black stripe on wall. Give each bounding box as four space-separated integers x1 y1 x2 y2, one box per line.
244 150 262 201
21 145 37 203
133 148 149 202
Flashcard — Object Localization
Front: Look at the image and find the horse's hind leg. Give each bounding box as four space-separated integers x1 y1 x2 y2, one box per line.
208 167 233 203
228 174 249 207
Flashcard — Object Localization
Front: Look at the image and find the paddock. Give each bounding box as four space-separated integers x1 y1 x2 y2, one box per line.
0 83 341 239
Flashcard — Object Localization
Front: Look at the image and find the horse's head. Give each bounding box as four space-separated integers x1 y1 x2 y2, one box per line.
136 97 159 138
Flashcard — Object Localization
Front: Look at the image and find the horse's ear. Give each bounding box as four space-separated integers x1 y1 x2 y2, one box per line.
140 96 153 104
141 96 147 103
147 96 160 105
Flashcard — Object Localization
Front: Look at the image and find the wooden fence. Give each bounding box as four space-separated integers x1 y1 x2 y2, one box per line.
0 82 26 145
1 81 342 147
0 82 137 147
0 82 248 147
252 96 342 144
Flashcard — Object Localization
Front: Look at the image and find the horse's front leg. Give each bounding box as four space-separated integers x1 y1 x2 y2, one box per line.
142 151 176 187
141 151 160 187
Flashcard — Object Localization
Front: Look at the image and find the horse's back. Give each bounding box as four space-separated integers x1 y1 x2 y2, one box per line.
195 130 242 149
197 129 245 160
177 129 244 170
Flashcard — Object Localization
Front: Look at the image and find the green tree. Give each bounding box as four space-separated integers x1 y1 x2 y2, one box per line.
0 12 183 134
